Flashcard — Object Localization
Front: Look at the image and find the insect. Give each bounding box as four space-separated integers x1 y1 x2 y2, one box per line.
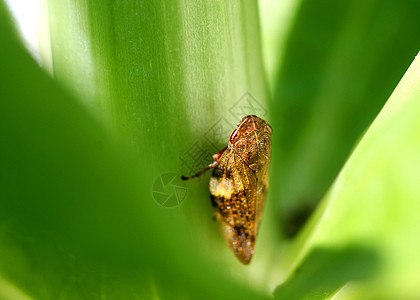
182 115 272 264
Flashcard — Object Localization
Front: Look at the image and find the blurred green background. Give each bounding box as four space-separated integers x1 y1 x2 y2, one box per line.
1 0 420 299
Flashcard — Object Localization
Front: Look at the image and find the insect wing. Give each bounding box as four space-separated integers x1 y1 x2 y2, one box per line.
210 149 259 264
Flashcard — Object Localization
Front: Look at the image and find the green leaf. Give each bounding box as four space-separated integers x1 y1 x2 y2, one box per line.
267 0 420 232
275 53 420 299
3 0 420 298
0 2 272 299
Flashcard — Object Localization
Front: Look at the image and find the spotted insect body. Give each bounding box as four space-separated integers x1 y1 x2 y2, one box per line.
182 115 272 264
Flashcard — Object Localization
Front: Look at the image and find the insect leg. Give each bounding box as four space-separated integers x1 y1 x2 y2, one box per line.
181 160 219 180
212 146 227 161
181 146 228 181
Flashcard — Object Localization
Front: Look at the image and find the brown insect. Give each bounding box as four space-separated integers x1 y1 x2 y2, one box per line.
182 115 272 264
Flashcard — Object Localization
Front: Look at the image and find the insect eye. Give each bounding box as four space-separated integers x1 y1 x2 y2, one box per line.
230 129 240 143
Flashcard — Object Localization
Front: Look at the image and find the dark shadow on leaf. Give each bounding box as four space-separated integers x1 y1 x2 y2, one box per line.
274 245 380 299
280 201 317 238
